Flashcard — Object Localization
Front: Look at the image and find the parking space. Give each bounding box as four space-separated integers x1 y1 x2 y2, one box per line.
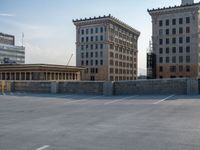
0 93 200 150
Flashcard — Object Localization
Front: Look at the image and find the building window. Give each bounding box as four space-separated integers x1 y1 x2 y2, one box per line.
81 29 84 35
179 27 183 34
179 56 183 63
166 38 169 44
90 28 93 34
186 46 190 53
165 19 169 26
170 66 176 72
100 44 103 49
159 39 163 45
81 53 84 58
90 36 94 42
100 51 103 57
86 52 88 58
86 37 89 42
179 66 183 72
95 52 98 58
186 17 190 24
172 47 176 53
186 65 190 72
186 27 190 33
179 18 183 24
172 19 176 25
90 44 94 50
81 60 84 65
90 52 93 58
172 28 176 35
159 66 163 72
172 38 176 44
166 57 170 63
159 48 163 54
179 37 183 44
86 45 89 50
186 56 190 63
179 47 183 53
81 37 84 42
159 20 163 26
95 44 98 49
95 36 98 41
95 60 98 65
100 35 103 41
166 47 169 54
86 29 89 34
186 37 190 43
90 60 93 66
81 45 84 50
100 60 103 65
159 57 163 63
95 27 98 33
172 56 176 63
100 27 103 33
165 29 169 35
86 60 88 66
159 29 163 35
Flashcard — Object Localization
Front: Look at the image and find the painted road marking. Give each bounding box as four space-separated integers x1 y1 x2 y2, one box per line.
36 145 49 150
104 96 138 105
154 95 175 104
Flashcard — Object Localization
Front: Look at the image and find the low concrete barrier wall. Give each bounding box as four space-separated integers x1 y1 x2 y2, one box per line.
13 81 51 93
58 81 104 95
6 78 199 95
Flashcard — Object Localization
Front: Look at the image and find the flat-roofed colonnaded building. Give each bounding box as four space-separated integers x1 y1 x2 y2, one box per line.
0 32 25 64
0 64 84 81
147 0 200 79
73 15 140 81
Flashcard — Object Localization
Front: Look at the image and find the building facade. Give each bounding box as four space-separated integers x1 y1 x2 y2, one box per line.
148 0 200 79
0 32 25 64
73 15 140 81
0 64 84 81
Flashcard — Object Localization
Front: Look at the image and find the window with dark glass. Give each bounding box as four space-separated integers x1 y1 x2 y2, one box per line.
186 27 190 33
95 44 98 49
186 65 190 72
172 28 176 35
159 66 163 72
179 37 183 44
90 52 93 58
81 37 84 42
86 52 88 58
165 29 169 35
179 18 183 24
186 17 190 24
159 20 163 26
90 28 93 34
166 38 169 44
159 48 163 54
179 47 183 53
166 47 169 54
186 46 190 53
86 37 89 42
86 29 89 34
90 36 93 42
172 47 176 53
95 36 98 41
186 37 190 43
81 29 84 35
100 27 103 33
159 39 163 45
172 19 176 25
172 38 176 44
159 57 163 63
81 45 84 50
166 19 169 26
100 35 103 41
95 27 98 33
90 44 93 50
166 57 170 63
172 56 176 63
179 27 183 34
179 56 183 63
186 56 190 63
100 44 103 49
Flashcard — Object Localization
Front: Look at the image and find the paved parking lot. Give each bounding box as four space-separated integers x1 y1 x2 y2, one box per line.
0 93 200 150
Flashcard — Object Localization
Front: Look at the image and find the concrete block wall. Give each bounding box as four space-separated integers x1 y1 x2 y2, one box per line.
58 81 104 95
13 81 51 93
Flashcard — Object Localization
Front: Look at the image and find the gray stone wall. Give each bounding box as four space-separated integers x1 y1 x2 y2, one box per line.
58 81 104 95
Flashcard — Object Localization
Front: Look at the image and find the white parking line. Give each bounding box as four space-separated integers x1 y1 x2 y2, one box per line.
64 96 101 104
36 145 49 150
154 95 175 104
104 96 138 105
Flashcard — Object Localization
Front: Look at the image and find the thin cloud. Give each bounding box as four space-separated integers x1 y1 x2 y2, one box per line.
0 13 15 17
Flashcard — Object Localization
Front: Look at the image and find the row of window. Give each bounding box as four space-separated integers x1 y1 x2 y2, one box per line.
110 52 134 61
159 17 190 27
110 76 136 81
159 65 191 73
110 68 136 74
81 60 103 66
81 44 104 50
80 27 105 35
159 56 191 63
81 51 103 58
110 45 136 55
159 36 190 45
81 35 104 42
159 27 190 35
110 60 136 68
159 46 191 54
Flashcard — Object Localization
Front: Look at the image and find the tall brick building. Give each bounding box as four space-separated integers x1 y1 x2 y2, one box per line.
148 0 200 79
73 15 140 81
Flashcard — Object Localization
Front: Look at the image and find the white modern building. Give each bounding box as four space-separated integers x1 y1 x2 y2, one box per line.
0 33 25 64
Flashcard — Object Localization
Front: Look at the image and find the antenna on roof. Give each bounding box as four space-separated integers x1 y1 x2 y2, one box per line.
67 53 73 66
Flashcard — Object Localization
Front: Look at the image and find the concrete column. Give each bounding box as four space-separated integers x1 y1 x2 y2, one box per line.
103 81 113 96
51 82 58 94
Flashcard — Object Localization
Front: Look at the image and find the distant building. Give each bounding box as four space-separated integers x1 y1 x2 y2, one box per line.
148 0 200 79
73 15 140 81
0 32 25 64
0 64 84 81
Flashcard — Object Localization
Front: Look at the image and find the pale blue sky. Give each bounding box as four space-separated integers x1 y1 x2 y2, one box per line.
1 0 198 75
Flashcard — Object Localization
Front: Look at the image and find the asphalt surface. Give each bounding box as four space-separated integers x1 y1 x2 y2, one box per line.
0 93 200 150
